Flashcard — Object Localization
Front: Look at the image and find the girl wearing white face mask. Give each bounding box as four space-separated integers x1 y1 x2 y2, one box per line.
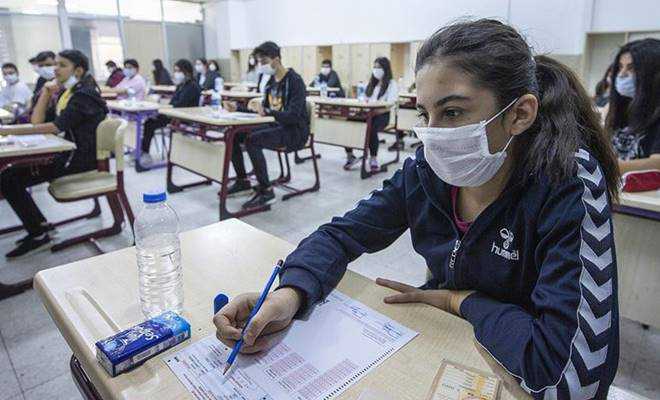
213 20 621 399
104 59 147 101
195 58 220 91
0 50 108 257
608 39 660 175
141 59 201 166
242 54 259 84
344 57 398 172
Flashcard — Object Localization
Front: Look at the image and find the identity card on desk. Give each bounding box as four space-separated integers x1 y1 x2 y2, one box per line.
164 290 418 400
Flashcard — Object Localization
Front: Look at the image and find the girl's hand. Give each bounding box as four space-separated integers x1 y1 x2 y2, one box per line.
222 100 237 112
43 80 61 94
375 277 475 317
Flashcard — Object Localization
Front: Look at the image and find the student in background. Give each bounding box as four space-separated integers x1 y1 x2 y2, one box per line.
0 50 107 258
214 19 620 399
607 38 660 174
208 60 221 76
141 59 201 164
309 59 345 97
195 58 220 91
344 57 397 171
30 51 57 108
594 64 613 108
223 41 309 209
104 59 147 101
242 53 258 84
152 59 173 85
105 60 124 88
0 63 33 111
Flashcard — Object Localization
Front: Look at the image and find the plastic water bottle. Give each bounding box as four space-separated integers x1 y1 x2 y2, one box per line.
357 82 367 102
210 90 222 118
127 87 137 107
214 76 224 92
135 192 183 319
320 81 328 98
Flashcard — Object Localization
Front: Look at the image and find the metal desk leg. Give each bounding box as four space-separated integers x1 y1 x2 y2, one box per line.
0 280 33 301
70 355 103 400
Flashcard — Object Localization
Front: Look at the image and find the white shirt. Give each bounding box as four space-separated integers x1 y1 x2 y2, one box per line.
258 73 271 94
198 73 206 87
0 80 32 108
368 80 398 103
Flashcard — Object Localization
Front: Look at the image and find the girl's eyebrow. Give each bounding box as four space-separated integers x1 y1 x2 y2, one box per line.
417 94 471 111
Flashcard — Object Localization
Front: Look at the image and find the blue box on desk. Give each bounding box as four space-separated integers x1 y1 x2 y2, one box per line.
95 311 190 377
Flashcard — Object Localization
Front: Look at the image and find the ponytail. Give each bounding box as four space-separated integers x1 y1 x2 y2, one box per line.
416 19 620 201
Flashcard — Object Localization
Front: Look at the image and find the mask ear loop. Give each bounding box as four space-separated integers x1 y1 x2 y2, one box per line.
482 97 519 155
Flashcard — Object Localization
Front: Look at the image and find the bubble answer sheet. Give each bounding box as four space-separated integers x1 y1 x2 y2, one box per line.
164 291 418 400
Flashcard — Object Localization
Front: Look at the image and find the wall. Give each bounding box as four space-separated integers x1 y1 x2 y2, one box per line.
591 0 660 32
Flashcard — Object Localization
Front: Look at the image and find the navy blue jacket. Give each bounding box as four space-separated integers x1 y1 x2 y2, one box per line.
280 147 619 399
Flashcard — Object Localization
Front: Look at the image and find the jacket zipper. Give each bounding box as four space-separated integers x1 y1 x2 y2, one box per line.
448 239 461 269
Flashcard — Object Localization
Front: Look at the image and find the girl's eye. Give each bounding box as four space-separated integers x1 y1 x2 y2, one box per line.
444 108 462 118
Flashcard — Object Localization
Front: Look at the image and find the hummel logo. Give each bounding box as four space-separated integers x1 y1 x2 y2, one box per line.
491 228 519 260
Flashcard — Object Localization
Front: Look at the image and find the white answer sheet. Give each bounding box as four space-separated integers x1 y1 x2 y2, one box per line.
164 291 418 400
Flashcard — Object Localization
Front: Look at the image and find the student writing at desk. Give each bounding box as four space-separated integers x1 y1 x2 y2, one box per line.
214 20 620 399
141 59 201 165
103 59 147 101
344 57 398 172
309 59 346 97
607 39 660 175
224 41 309 209
0 50 107 258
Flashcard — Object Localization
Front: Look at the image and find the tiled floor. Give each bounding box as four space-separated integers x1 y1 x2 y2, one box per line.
0 140 658 399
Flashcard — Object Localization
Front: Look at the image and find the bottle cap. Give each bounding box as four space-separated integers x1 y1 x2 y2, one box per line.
214 293 229 314
143 192 166 203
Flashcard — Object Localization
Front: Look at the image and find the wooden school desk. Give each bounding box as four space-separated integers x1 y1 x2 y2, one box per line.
106 100 170 172
308 96 399 179
223 81 257 92
218 90 263 108
613 190 660 328
34 219 516 400
158 106 275 219
305 86 340 96
150 85 176 98
397 92 419 133
0 134 76 300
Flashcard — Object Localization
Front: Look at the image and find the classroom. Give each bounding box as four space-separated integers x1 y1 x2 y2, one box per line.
0 0 659 399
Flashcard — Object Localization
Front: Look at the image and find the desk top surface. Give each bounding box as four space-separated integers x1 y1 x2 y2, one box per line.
224 81 257 88
159 106 274 126
306 86 340 92
106 100 169 112
398 92 417 98
150 85 176 93
0 134 75 159
35 219 513 400
218 90 263 98
619 190 660 213
307 96 393 109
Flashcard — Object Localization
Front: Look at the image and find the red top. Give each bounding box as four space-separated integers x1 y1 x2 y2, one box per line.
451 186 472 235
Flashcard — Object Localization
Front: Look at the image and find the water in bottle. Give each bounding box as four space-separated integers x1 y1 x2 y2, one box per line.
135 191 183 319
320 82 328 98
210 90 222 118
357 82 367 102
214 76 224 92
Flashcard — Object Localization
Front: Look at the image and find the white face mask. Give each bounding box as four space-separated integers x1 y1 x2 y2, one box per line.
173 71 185 84
123 67 136 78
259 63 275 76
208 63 217 71
372 68 384 80
38 66 56 80
32 64 39 73
615 75 635 98
63 74 78 89
249 58 256 66
4 73 18 84
413 98 519 187
320 67 331 76
195 64 204 73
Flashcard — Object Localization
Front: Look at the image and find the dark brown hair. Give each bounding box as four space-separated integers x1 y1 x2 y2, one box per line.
366 57 392 99
416 19 620 201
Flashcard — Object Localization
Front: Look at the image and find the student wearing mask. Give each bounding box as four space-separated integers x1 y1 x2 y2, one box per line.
30 51 57 108
214 20 620 399
0 63 32 110
152 59 173 85
309 59 345 98
195 58 220 91
223 41 309 209
105 60 124 88
344 57 398 171
141 59 201 165
104 59 147 101
242 53 258 84
607 39 660 174
208 60 221 75
0 50 108 258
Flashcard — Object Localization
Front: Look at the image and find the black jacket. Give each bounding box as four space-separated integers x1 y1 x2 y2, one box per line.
196 70 220 91
52 84 108 172
309 70 345 97
153 68 173 85
262 69 310 150
171 79 201 108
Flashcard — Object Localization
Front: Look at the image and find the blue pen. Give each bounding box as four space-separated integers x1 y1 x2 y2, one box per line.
223 259 283 375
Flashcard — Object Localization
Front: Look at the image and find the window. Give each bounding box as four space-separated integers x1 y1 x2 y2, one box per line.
70 18 123 80
119 0 162 22
163 0 202 23
0 0 58 15
65 0 118 17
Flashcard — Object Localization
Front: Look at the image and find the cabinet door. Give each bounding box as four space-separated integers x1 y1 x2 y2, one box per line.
332 44 351 94
369 42 391 63
350 43 371 87
302 46 318 85
281 46 303 75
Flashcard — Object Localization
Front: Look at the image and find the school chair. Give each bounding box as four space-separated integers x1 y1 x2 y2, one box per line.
47 118 135 253
268 100 321 201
